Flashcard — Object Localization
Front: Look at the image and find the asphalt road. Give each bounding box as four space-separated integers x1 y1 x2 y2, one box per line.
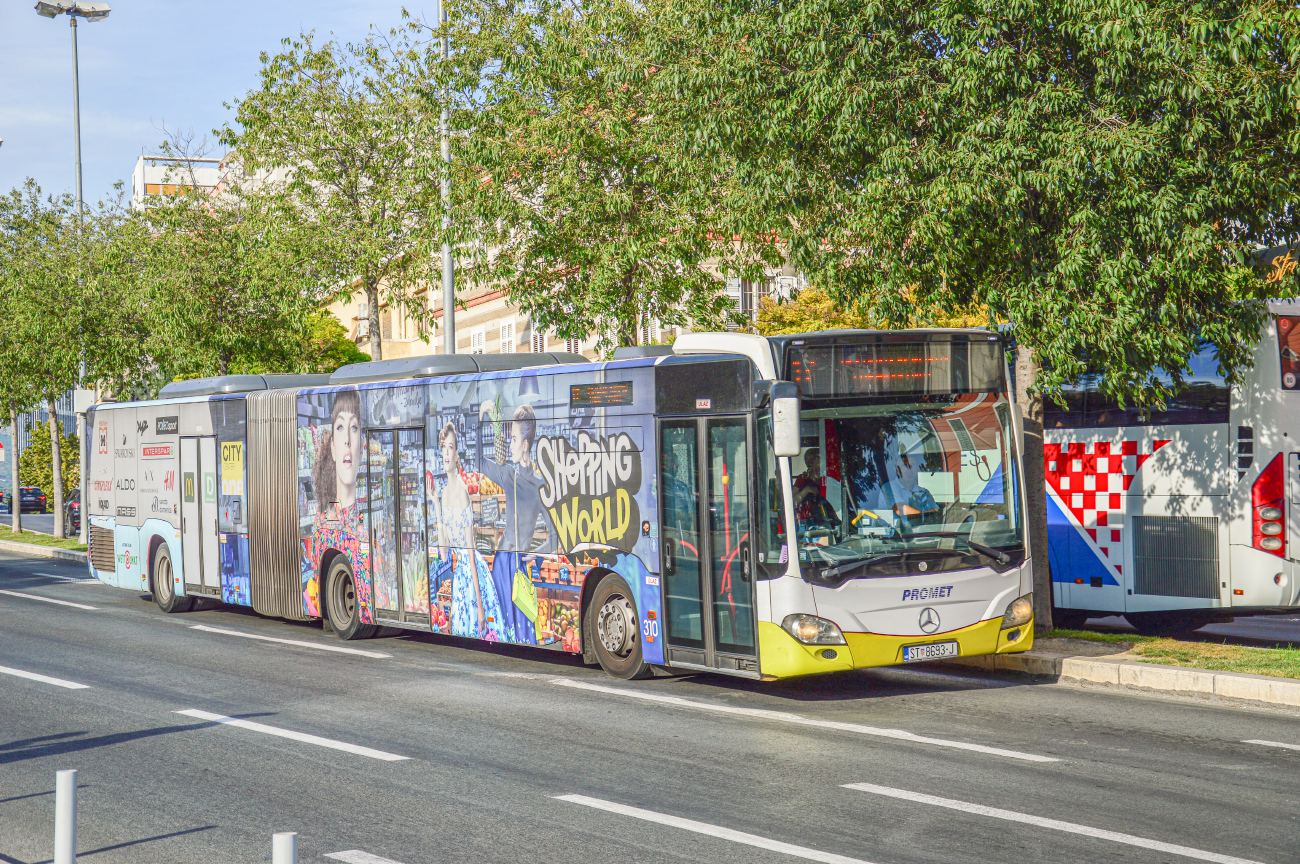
3 514 57 536
2 551 1299 864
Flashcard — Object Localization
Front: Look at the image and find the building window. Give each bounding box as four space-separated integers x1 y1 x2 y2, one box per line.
381 308 393 340
531 328 546 353
470 329 485 354
565 337 583 355
639 317 657 346
500 322 516 354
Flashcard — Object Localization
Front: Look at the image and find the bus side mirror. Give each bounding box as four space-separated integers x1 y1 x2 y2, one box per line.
771 382 801 457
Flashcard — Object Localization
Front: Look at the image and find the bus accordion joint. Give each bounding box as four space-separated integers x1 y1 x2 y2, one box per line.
1252 453 1286 557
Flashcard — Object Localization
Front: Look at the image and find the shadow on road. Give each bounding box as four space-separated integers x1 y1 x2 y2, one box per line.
0 716 272 766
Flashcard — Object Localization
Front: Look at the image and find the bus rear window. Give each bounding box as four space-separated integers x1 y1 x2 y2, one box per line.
1277 316 1300 390
1044 345 1229 428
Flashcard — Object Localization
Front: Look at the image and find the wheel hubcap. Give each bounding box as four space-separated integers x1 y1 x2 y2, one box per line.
597 593 636 658
333 571 356 623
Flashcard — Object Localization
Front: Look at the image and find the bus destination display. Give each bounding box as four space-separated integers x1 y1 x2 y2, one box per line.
571 381 634 407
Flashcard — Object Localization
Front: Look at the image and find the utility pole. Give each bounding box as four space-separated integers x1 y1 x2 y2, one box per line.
439 0 455 355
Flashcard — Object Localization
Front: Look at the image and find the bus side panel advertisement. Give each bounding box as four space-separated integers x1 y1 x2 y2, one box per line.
213 399 253 607
297 365 664 663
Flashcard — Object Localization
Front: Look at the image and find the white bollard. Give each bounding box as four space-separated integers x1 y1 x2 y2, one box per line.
54 769 76 864
272 831 298 864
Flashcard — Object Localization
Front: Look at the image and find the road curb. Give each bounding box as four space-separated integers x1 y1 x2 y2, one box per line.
0 538 87 564
948 651 1300 709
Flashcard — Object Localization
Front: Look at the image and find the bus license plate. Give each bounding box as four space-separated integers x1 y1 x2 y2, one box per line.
903 642 958 662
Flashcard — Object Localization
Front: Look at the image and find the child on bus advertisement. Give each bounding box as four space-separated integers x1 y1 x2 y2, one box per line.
300 389 371 620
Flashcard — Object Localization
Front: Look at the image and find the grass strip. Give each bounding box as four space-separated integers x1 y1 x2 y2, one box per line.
0 525 87 551
1047 628 1300 680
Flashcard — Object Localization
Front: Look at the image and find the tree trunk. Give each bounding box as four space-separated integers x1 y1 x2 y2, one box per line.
9 402 21 535
368 283 383 360
218 349 230 377
49 397 64 540
1015 345 1054 634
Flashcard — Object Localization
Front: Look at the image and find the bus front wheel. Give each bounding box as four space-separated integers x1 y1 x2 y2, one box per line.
587 573 652 680
326 557 376 641
153 545 193 614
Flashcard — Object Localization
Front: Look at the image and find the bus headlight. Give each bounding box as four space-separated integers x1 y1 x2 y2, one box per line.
782 614 847 645
1001 594 1033 630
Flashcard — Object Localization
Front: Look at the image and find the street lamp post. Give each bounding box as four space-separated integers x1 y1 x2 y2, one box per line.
438 0 455 355
36 1 109 545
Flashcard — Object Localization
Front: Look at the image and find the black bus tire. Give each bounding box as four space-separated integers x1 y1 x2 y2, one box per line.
325 556 376 641
586 573 652 680
1052 608 1089 631
153 544 194 613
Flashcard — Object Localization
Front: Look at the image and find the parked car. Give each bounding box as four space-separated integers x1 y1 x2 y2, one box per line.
17 486 48 513
63 490 80 536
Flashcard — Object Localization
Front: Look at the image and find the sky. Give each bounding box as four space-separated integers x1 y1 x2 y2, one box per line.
0 0 425 203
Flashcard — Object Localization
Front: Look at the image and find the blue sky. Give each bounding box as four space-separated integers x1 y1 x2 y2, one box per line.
0 1 424 203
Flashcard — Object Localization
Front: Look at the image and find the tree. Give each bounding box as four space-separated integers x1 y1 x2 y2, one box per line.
19 418 78 505
224 31 443 360
644 0 1300 630
427 0 746 353
757 287 989 335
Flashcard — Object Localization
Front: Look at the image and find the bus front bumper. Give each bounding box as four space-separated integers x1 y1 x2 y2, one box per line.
757 616 1034 679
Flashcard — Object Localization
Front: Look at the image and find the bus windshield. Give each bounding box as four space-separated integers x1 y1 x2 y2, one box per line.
767 393 1025 582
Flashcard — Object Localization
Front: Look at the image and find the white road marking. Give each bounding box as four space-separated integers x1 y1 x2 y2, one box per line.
552 678 1057 763
174 710 410 761
0 664 89 689
0 589 97 610
1243 739 1300 752
188 625 391 658
556 794 877 864
843 783 1265 864
325 851 406 864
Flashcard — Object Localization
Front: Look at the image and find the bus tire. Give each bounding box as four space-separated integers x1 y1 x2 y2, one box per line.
153 544 193 614
1126 611 1202 636
586 573 652 680
1052 608 1089 631
325 556 376 641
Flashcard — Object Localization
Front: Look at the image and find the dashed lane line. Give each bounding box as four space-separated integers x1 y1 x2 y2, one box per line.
0 664 89 689
0 589 97 610
843 782 1266 864
556 794 878 864
551 678 1057 763
188 625 391 658
174 709 410 761
1243 739 1300 753
325 851 406 864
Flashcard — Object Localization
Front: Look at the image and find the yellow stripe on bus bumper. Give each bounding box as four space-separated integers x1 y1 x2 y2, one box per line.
757 616 1034 679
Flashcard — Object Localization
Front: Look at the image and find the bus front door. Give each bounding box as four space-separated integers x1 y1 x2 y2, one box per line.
659 417 758 675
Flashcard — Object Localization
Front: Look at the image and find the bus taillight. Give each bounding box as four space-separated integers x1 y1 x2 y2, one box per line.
1252 453 1286 556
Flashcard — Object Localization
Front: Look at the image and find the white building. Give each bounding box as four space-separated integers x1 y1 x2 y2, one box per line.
130 155 222 209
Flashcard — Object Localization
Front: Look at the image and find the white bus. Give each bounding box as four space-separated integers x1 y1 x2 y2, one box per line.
84 328 1036 679
1046 301 1300 632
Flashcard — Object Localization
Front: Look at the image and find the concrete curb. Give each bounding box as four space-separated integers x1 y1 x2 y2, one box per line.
949 650 1300 709
0 538 87 564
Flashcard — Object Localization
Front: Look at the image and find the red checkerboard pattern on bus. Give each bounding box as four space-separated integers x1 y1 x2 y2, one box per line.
1044 440 1170 573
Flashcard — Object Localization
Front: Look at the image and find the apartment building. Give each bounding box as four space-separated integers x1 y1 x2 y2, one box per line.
130 155 222 209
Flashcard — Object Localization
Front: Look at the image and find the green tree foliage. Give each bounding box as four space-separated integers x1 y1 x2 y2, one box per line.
298 308 371 372
644 0 1300 399
428 0 743 352
225 31 443 360
18 419 78 502
757 288 991 335
139 151 328 379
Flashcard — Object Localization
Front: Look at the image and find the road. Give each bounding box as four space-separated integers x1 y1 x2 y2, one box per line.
3 513 58 536
1 551 1299 864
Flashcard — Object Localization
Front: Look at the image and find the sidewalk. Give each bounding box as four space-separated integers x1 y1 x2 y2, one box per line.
0 537 86 563
950 640 1300 710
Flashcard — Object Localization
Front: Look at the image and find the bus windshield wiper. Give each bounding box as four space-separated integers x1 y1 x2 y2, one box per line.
819 553 906 582
911 531 1012 565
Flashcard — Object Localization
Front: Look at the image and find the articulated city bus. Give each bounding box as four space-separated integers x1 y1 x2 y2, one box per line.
1046 300 1300 633
84 328 1035 679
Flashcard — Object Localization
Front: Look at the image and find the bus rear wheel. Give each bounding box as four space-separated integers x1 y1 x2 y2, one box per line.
326 557 376 641
587 573 652 680
153 544 193 614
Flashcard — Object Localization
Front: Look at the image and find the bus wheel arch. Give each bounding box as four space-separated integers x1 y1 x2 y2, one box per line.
151 539 193 613
583 569 652 680
322 552 375 641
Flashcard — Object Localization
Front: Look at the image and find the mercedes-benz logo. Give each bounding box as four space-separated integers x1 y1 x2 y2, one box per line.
918 607 941 634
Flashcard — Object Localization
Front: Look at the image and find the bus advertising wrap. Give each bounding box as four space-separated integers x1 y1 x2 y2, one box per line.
297 365 665 662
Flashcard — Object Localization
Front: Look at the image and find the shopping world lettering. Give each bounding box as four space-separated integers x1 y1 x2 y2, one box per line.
537 431 641 552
